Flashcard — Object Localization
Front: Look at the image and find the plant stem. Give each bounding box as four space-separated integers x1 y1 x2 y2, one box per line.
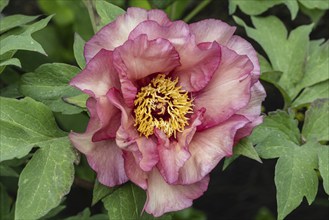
83 0 97 33
183 0 212 23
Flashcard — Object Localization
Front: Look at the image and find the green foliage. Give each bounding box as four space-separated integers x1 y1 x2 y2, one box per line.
0 97 66 162
95 0 125 30
19 63 84 114
253 99 329 219
92 180 117 206
0 15 53 73
15 137 76 220
73 33 86 69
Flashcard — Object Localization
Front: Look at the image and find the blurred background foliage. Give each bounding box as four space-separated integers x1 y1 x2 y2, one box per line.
0 0 328 220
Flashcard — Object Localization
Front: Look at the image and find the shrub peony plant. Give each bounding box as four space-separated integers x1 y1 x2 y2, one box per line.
69 7 266 216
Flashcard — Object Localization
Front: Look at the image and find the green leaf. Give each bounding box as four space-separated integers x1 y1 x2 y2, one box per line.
102 182 171 220
15 137 76 220
38 0 74 26
300 5 326 23
42 204 66 219
92 180 117 206
0 15 53 56
0 0 9 12
275 143 319 220
223 138 262 170
129 0 152 9
317 146 329 195
250 111 300 146
64 208 109 220
299 0 329 10
234 16 313 100
73 33 86 69
0 97 66 162
302 99 329 142
0 58 21 68
292 80 329 107
95 0 125 30
0 15 39 34
171 207 206 220
0 164 18 177
64 93 88 109
258 54 273 73
19 63 83 114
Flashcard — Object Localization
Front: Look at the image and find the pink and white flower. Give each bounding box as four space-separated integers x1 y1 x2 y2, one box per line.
69 7 266 217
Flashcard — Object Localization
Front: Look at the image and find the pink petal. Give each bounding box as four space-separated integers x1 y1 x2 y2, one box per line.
194 46 253 130
107 88 159 171
226 35 260 84
113 34 180 81
172 41 221 92
128 20 190 50
154 109 204 183
234 116 263 143
123 151 148 190
155 129 190 184
70 49 120 98
236 81 266 121
84 8 173 63
189 19 236 45
144 168 209 217
84 8 148 63
177 115 249 184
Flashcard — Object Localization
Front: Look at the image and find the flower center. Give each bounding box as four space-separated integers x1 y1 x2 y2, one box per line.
134 74 193 138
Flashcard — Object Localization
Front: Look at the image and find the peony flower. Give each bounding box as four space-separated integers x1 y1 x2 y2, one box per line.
69 7 266 216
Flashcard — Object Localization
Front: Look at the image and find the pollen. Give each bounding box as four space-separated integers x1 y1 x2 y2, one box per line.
134 74 193 138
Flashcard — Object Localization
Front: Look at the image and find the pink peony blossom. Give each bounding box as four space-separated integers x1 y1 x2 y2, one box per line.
69 7 266 217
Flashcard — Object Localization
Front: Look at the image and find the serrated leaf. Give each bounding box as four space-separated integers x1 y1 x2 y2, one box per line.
292 80 329 107
15 137 76 220
92 180 116 206
19 63 83 114
275 143 319 220
73 33 86 69
0 15 39 34
258 54 273 73
234 16 313 100
0 97 66 162
302 99 329 142
95 0 125 30
317 146 329 195
250 111 300 146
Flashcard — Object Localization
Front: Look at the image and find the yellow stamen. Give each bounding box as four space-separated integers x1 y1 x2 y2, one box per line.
134 74 193 138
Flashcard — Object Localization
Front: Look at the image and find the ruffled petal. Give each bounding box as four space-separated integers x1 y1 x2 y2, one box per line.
177 115 249 184
123 151 148 190
154 109 204 183
84 8 174 63
113 34 180 81
70 49 120 98
84 8 149 63
234 116 263 143
144 168 209 217
226 35 260 84
189 19 236 45
128 20 190 50
172 41 221 92
236 81 266 121
108 88 159 171
194 46 253 130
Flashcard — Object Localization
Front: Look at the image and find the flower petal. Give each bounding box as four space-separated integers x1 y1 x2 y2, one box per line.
144 168 209 217
154 109 204 183
194 46 253 130
234 116 263 143
84 8 148 63
226 35 260 84
177 115 249 184
70 49 120 98
189 19 236 45
123 151 148 190
172 41 221 92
